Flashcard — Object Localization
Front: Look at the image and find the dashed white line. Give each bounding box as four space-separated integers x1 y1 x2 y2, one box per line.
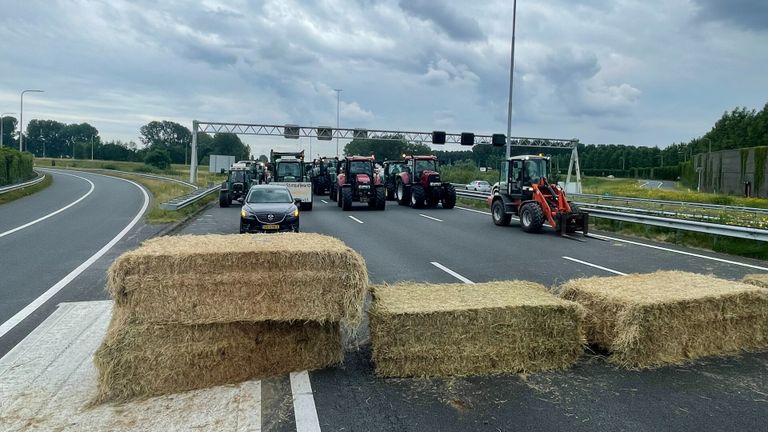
290 371 321 432
419 213 443 222
0 176 150 339
320 200 328 204
430 262 475 284
562 256 627 275
0 171 95 239
589 233 768 271
348 216 364 224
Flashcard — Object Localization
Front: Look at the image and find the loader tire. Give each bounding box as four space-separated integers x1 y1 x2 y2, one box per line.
492 200 511 226
520 202 544 233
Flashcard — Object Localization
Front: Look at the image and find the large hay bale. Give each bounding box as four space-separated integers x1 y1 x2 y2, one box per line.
742 274 768 288
93 310 343 403
370 281 585 377
107 233 368 326
560 271 768 369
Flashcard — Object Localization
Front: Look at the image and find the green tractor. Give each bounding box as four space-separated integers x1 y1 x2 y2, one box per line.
269 150 314 211
219 163 254 207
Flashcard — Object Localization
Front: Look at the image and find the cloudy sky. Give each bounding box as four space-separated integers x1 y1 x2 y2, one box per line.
0 0 766 156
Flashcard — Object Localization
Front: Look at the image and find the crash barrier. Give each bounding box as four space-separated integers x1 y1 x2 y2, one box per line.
94 233 367 402
0 170 45 194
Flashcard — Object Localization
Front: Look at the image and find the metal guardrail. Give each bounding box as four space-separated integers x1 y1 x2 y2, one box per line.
453 186 768 242
0 172 46 195
159 185 221 211
570 193 768 216
88 169 198 190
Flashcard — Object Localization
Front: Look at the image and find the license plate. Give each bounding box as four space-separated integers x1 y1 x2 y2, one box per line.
262 224 280 230
360 197 368 203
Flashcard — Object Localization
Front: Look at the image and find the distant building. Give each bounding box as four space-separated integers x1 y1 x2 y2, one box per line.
693 146 768 197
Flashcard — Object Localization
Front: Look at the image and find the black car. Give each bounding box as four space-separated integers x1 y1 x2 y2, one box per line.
239 185 301 233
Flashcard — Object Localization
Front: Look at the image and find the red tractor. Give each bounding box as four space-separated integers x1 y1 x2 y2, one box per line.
333 156 386 211
394 155 456 209
488 155 588 235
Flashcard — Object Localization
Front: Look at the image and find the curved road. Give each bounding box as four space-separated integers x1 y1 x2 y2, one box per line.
0 169 162 357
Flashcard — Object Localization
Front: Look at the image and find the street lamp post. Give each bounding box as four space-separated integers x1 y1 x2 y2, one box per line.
334 89 342 157
19 90 44 152
1 112 16 148
505 0 518 160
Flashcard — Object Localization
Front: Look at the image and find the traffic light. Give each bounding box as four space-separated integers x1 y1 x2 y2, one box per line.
492 134 506 147
460 132 474 146
432 131 446 145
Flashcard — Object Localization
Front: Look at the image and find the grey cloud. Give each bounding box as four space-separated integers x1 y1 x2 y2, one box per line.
694 0 768 31
399 0 485 42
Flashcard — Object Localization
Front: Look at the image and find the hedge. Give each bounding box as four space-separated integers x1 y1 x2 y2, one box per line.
0 148 35 186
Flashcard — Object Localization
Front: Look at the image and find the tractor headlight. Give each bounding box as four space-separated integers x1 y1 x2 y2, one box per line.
359 184 370 189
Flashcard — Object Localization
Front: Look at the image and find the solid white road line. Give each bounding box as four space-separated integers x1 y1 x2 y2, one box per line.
562 256 627 275
639 181 649 188
419 213 443 222
589 233 768 272
0 171 95 239
0 176 150 339
348 216 364 224
456 206 490 215
321 200 328 204
430 262 475 284
290 371 322 432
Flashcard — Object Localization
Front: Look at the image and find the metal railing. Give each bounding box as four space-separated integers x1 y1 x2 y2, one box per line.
453 187 768 242
570 193 768 216
159 185 221 211
0 172 46 195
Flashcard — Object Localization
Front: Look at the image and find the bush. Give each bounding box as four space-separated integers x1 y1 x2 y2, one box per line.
0 148 35 186
144 149 172 170
134 164 162 174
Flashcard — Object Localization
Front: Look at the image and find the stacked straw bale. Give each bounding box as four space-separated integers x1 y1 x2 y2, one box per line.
742 274 768 288
370 281 585 377
94 233 367 402
560 271 768 369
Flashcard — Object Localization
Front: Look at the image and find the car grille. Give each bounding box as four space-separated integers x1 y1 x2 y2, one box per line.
255 213 286 224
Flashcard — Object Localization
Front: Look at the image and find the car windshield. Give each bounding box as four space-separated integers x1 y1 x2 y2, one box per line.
349 161 371 175
414 159 436 175
246 188 293 203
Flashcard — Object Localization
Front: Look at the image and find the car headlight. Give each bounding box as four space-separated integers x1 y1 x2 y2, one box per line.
292 208 299 217
240 209 248 218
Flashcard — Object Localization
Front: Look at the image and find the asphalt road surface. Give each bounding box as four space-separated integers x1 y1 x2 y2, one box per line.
177 195 768 432
638 179 677 190
0 169 163 358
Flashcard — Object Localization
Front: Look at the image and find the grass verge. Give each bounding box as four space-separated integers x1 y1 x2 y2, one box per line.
0 175 53 205
95 172 216 224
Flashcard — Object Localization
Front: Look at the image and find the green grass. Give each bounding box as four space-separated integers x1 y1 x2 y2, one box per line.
0 174 53 205
35 158 227 188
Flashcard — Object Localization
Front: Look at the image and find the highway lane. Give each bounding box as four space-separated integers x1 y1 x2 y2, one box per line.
0 169 162 358
178 195 768 432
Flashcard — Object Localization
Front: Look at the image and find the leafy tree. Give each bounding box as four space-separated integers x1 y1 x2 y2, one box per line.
257 154 268 163
139 120 192 164
212 133 249 160
344 135 431 161
144 148 172 169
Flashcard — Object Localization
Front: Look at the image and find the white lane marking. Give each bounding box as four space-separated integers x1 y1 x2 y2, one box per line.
457 206 490 215
321 200 328 204
239 380 262 432
562 256 627 275
419 213 443 222
0 176 150 339
639 181 649 188
590 233 768 272
430 262 475 284
348 216 364 224
290 371 321 432
0 171 95 239
657 181 664 189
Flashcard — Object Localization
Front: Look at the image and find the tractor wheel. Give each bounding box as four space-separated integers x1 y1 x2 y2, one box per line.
566 203 581 233
396 181 410 206
337 189 343 207
342 187 353 211
219 191 229 208
410 185 426 209
520 202 544 233
442 184 456 209
427 196 440 207
330 184 337 201
375 186 386 210
386 184 395 200
492 200 511 226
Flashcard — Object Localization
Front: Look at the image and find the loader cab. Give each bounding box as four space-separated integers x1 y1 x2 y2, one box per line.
502 156 549 197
